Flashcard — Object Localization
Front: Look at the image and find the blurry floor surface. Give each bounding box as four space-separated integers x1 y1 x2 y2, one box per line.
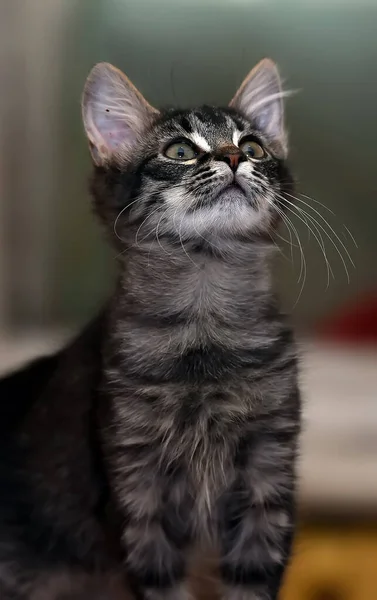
189 523 377 600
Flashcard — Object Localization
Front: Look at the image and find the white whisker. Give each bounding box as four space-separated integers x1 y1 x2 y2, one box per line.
155 211 173 259
173 206 199 268
134 205 163 248
281 194 352 283
113 197 140 242
343 223 358 248
266 196 307 304
276 194 334 287
285 192 355 269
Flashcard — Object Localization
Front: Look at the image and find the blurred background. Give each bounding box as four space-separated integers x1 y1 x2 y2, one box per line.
0 1 376 599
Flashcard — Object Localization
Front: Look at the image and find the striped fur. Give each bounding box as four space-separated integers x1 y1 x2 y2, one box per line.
0 59 300 600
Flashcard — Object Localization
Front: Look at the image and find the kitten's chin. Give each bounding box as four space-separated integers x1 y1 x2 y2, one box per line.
215 181 247 201
177 201 272 240
214 184 247 203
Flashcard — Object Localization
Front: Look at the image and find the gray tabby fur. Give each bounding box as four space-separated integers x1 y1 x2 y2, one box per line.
88 59 301 600
0 58 300 600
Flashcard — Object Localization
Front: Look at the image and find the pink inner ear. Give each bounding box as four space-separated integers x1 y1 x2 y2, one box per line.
83 62 159 161
92 106 136 152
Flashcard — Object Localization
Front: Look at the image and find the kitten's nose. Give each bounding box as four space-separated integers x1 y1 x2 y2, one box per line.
215 146 246 172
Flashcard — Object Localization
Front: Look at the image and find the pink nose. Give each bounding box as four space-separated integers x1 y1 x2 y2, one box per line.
223 151 243 171
215 147 246 172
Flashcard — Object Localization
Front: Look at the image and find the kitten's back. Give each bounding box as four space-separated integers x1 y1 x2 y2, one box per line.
0 354 61 433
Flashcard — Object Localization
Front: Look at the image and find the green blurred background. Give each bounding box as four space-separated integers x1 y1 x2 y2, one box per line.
1 0 376 332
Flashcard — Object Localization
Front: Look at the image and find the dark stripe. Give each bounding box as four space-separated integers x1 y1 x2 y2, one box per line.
200 105 227 126
175 391 203 429
179 116 193 133
219 479 295 543
220 561 277 586
189 240 221 257
196 153 212 166
121 328 295 384
249 356 298 383
139 392 163 405
143 192 164 208
269 355 297 373
233 433 258 470
113 442 157 464
160 495 193 550
152 234 222 257
195 165 213 175
193 170 215 182
193 110 204 122
158 105 229 128
249 329 294 364
234 424 299 471
95 160 145 216
220 479 250 535
222 108 247 131
124 308 189 328
263 491 296 517
168 329 293 381
143 160 184 183
126 557 185 589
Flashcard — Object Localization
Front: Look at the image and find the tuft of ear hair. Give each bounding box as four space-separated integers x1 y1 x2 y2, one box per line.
82 62 158 166
229 59 289 158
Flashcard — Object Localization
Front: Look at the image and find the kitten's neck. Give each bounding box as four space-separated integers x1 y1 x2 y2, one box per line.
117 238 274 324
103 238 285 384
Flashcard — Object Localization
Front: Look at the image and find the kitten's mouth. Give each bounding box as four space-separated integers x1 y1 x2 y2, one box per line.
217 179 247 199
201 177 251 208
225 182 244 192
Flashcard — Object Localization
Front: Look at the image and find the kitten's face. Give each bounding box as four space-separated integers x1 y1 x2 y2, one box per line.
82 60 293 247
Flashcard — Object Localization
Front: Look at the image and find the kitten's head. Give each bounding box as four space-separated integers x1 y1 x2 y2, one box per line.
82 59 293 249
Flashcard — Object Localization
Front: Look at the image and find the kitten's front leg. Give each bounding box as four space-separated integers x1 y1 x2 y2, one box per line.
115 455 194 600
218 424 298 600
123 515 193 600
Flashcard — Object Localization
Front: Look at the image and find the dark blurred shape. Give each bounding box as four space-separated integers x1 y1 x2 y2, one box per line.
317 291 377 344
312 591 344 600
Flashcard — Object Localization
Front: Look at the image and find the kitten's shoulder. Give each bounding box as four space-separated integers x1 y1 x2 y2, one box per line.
0 354 61 432
0 311 107 433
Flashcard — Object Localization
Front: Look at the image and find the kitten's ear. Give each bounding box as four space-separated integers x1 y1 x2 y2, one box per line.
229 59 287 157
82 62 159 166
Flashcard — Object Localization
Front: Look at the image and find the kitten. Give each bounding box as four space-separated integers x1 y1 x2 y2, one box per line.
0 59 300 600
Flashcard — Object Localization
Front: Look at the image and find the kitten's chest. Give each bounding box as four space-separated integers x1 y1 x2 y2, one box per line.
158 389 249 520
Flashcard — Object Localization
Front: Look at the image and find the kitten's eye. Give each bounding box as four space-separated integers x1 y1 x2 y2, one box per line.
164 141 197 161
239 140 265 160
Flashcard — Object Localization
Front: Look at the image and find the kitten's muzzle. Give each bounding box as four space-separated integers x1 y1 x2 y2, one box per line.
214 145 247 172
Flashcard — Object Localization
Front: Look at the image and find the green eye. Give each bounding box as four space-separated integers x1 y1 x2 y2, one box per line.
239 139 265 160
164 141 197 161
